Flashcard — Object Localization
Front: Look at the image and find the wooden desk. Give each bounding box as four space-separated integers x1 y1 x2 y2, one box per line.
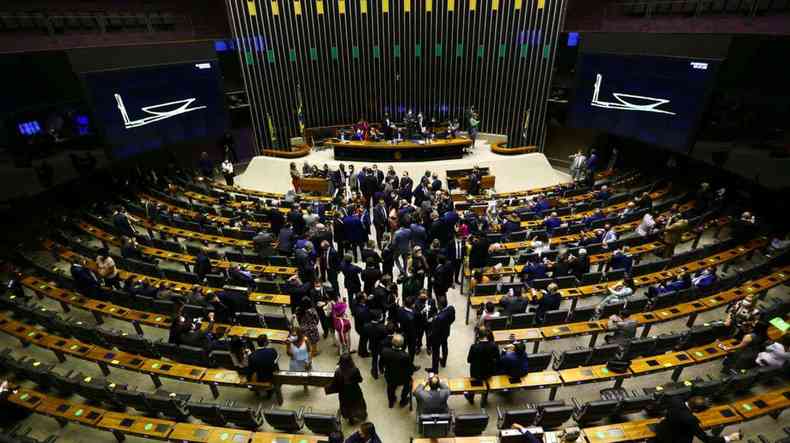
138 193 270 230
8 387 327 443
516 188 668 229
330 137 472 161
47 243 292 307
97 412 175 440
208 181 332 203
128 215 254 249
582 419 659 443
734 388 790 420
457 175 497 194
76 222 297 277
21 275 291 344
559 364 630 387
168 423 253 443
300 177 331 195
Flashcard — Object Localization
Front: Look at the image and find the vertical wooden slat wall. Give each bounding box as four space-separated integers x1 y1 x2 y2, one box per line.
225 0 567 151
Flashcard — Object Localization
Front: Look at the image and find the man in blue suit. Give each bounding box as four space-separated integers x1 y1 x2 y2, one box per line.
343 211 367 262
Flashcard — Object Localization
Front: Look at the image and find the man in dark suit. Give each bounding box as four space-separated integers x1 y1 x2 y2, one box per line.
446 235 466 285
253 230 275 260
352 297 372 358
399 172 414 203
361 169 379 208
468 235 490 270
427 296 455 373
343 211 367 262
364 310 388 378
276 223 295 256
372 199 389 248
372 164 385 187
397 296 419 361
70 259 100 297
246 335 279 384
194 248 213 282
654 396 740 443
465 327 499 407
113 208 136 237
287 207 306 237
532 283 561 324
268 208 285 238
432 255 453 299
319 240 341 293
381 334 418 408
502 288 529 316
430 174 442 192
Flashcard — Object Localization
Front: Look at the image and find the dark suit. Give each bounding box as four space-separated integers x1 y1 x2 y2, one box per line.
372 204 388 247
654 398 726 443
532 291 561 324
194 252 212 281
446 238 466 284
466 339 499 405
276 227 295 255
364 320 388 377
287 209 306 236
429 306 455 372
397 307 418 360
381 347 416 406
319 247 341 292
468 238 490 270
247 348 279 382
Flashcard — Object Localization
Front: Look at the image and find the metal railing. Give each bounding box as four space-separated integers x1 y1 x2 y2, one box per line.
606 0 789 19
0 11 193 36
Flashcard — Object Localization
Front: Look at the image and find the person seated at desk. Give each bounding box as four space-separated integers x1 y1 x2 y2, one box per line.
648 272 691 298
604 314 637 345
500 341 529 379
544 212 562 232
596 278 634 314
532 195 551 212
247 334 280 384
595 185 611 201
479 301 501 326
415 373 451 414
508 424 542 443
520 257 548 283
502 214 521 237
582 209 605 226
531 283 561 324
756 335 790 369
344 422 382 443
501 288 530 316
569 248 591 278
229 264 255 285
654 396 741 443
608 248 633 274
692 267 718 290
577 228 604 247
602 224 618 248
70 258 100 297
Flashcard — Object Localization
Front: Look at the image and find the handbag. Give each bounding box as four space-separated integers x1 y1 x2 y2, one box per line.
324 379 338 395
606 359 631 373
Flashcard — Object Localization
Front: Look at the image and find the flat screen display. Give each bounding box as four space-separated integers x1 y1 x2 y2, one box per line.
568 52 720 152
83 61 226 159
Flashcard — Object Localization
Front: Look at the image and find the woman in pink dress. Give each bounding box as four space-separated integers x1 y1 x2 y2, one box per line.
331 297 352 355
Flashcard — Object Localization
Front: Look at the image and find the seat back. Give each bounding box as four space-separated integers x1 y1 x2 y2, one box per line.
453 412 489 436
188 400 227 426
553 349 592 370
484 316 509 331
263 313 290 330
303 412 341 435
263 409 303 432
555 276 579 289
587 343 622 366
418 414 452 438
527 353 552 372
573 399 619 424
509 312 535 328
220 404 264 430
146 392 190 420
569 305 596 322
621 337 657 359
617 395 654 416
499 408 538 429
542 309 568 326
535 406 573 429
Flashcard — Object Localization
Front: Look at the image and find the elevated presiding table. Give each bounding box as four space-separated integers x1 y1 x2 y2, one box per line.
330 137 472 161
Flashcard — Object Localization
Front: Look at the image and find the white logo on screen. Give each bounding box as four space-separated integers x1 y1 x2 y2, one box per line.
590 73 676 116
690 62 708 70
114 93 207 129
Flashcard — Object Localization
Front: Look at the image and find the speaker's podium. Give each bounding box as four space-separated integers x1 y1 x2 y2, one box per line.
330 137 473 162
